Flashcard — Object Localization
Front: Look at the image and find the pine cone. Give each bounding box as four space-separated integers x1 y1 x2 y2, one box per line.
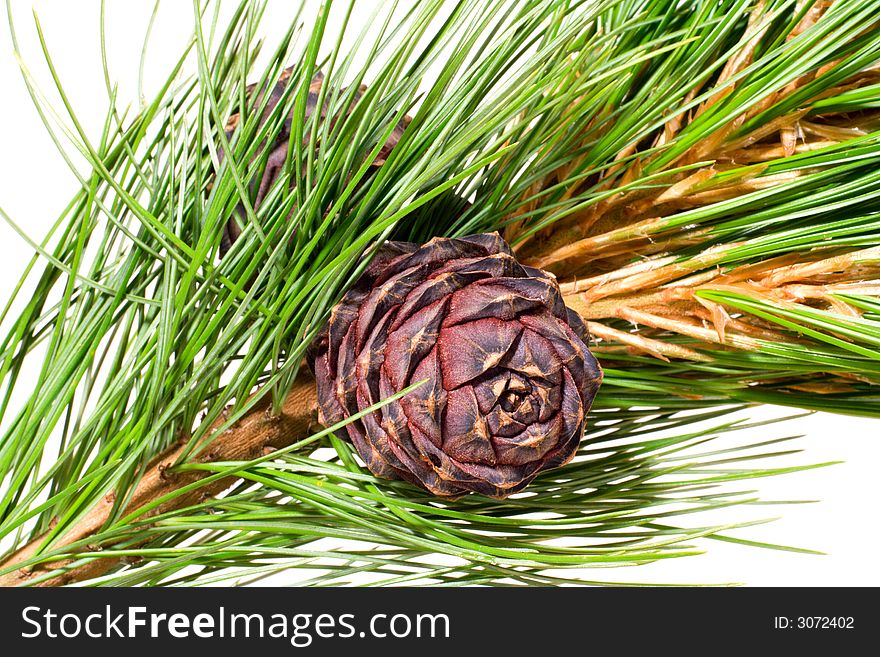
219 69 409 256
308 233 602 498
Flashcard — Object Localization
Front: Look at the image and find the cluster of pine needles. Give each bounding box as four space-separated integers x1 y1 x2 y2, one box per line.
1 0 879 586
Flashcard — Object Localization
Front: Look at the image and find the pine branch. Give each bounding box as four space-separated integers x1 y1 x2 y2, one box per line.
0 371 317 586
0 0 877 587
499 0 880 413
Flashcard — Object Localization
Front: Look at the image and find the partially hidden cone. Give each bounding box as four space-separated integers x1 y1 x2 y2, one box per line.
308 233 603 498
219 68 410 256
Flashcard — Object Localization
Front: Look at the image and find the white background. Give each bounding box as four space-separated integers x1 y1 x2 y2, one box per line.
0 1 877 586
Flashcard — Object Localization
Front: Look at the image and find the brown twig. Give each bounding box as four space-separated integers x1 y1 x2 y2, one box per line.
0 371 319 587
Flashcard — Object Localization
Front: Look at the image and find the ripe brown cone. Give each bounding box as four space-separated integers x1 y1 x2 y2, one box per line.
308 233 603 498
219 68 409 256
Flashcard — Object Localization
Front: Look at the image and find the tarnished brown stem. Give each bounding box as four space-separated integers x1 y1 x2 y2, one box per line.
0 372 318 587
